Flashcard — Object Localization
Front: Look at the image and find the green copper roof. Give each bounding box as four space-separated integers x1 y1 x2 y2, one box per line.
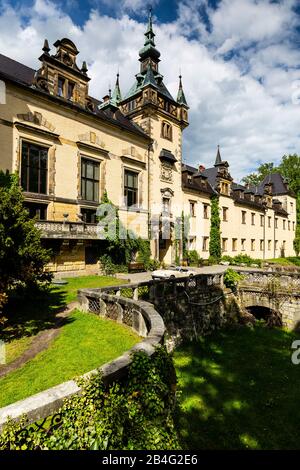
111 73 122 105
123 9 176 104
215 145 222 166
142 64 158 87
177 75 188 106
139 9 160 61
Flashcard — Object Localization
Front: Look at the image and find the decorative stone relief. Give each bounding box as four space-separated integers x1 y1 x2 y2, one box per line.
160 162 173 183
16 112 56 132
122 146 142 160
77 131 106 149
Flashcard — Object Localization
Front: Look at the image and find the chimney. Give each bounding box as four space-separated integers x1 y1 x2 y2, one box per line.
102 95 110 102
198 164 205 173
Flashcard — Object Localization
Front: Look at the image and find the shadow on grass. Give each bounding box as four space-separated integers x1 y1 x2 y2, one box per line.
1 285 70 343
174 324 300 450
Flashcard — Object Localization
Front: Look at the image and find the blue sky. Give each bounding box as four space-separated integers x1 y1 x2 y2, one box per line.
0 0 299 180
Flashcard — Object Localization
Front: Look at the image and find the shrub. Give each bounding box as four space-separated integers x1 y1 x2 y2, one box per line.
147 259 160 271
0 347 180 450
0 172 51 311
223 268 244 290
208 255 220 265
187 250 200 266
99 254 116 275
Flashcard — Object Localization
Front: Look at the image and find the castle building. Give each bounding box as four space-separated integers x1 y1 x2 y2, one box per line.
0 12 296 273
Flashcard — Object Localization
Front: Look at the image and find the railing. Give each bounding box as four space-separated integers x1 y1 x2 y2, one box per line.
239 270 300 292
35 220 99 239
80 272 224 305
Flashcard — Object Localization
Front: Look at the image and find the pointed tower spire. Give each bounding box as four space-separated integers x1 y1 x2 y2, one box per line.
215 145 222 166
139 7 160 73
177 74 188 106
145 7 155 46
111 72 122 105
42 39 50 55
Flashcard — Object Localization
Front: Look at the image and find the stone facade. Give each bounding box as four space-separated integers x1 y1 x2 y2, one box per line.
0 14 297 272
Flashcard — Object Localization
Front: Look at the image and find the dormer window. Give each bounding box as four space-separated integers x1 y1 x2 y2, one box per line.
221 182 229 195
162 121 172 140
57 75 75 100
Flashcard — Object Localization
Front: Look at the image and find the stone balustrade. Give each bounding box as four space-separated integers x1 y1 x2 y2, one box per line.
240 270 300 291
35 220 99 239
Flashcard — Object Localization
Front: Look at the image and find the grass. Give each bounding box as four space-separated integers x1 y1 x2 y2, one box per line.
57 275 127 304
1 275 126 361
266 257 300 266
174 324 300 450
0 309 139 407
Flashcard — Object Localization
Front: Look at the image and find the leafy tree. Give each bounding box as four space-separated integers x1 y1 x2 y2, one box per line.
242 162 278 186
97 190 151 269
0 172 51 309
209 195 221 262
278 154 300 195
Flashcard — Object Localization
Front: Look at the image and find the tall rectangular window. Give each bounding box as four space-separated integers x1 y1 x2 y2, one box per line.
260 239 264 251
283 219 286 230
232 238 237 251
268 216 271 228
275 218 278 229
222 207 228 222
260 215 264 227
222 238 228 252
21 141 48 194
242 210 246 224
251 239 255 251
202 236 209 251
189 201 196 217
268 240 271 251
162 197 170 215
58 76 65 97
81 158 100 202
67 81 75 100
124 170 138 208
251 212 255 225
203 204 209 219
241 239 246 251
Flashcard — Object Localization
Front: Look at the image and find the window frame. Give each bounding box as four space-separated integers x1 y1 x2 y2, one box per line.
80 156 100 203
124 168 139 209
20 139 49 195
161 121 172 141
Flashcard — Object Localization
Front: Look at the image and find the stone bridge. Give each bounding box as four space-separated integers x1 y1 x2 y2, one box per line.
238 270 300 329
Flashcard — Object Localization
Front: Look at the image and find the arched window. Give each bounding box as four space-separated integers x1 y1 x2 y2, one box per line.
161 121 172 140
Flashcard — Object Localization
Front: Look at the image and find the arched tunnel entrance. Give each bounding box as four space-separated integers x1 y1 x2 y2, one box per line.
245 305 282 327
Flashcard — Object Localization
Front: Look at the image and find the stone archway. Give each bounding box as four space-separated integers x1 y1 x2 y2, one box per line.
245 305 282 327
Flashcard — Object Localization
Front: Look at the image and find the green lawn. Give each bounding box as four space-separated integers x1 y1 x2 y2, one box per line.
0 309 139 407
57 275 127 304
266 257 300 266
174 325 300 450
1 275 126 361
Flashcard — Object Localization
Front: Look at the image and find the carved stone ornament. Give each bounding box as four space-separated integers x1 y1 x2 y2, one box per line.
160 162 173 183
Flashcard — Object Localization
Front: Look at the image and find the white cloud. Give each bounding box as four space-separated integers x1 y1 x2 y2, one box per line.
0 0 299 181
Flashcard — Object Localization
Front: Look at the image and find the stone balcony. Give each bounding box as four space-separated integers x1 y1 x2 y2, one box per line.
35 220 100 240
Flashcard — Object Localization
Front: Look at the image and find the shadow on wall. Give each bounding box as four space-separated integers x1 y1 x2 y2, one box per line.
150 283 240 348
